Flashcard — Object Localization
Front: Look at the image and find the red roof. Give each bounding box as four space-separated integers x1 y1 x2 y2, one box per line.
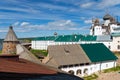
0 55 57 75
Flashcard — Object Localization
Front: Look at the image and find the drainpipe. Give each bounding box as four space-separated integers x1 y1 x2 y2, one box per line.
100 62 102 73
113 60 116 70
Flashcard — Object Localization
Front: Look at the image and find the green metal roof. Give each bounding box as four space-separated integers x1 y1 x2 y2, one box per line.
80 35 97 41
80 43 118 62
111 33 120 37
32 34 97 42
33 36 56 41
55 35 83 42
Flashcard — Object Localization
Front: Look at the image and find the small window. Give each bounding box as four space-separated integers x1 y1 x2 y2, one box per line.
106 64 108 67
90 67 92 70
117 45 120 49
64 47 70 54
108 46 111 49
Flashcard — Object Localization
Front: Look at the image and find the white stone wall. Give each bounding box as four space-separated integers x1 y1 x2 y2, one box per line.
61 61 116 77
94 26 103 35
110 37 120 52
90 29 93 35
31 36 120 52
31 41 55 50
104 20 110 26
110 24 120 33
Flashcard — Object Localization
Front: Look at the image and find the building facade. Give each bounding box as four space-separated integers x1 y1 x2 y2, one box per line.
90 14 120 35
31 14 120 52
43 44 117 77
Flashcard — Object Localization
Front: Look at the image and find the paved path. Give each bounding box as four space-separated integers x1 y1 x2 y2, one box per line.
97 55 120 80
97 71 120 80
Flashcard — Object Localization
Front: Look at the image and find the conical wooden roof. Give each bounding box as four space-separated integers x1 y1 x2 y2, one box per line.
4 26 18 41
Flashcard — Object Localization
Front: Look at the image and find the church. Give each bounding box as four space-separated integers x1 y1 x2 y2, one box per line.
31 14 120 52
90 14 120 35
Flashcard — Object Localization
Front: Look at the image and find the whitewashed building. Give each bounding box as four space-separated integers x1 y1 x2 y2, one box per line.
43 44 117 77
31 14 120 52
31 34 112 50
90 14 120 35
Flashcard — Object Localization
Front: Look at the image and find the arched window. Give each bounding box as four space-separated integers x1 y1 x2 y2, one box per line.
76 69 82 75
68 70 74 75
84 68 88 74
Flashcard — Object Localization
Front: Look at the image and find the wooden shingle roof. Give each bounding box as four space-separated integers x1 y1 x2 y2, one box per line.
47 44 91 67
4 26 18 42
0 55 56 75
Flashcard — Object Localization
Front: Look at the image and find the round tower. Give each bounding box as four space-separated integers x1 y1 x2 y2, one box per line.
2 26 20 54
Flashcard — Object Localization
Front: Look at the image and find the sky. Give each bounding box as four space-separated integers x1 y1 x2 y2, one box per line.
0 0 120 38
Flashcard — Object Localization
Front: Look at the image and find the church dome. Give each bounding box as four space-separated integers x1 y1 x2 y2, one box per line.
103 14 112 20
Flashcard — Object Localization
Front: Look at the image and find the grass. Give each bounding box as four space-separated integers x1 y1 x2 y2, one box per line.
83 66 120 80
30 49 48 57
103 66 120 73
0 50 2 54
83 74 98 80
114 52 120 57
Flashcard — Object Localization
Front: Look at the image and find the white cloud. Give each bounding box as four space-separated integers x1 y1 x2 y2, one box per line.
0 29 8 32
98 0 120 9
12 22 20 26
36 2 68 11
20 22 30 26
84 19 92 24
80 2 95 8
12 20 86 31
80 0 120 10
38 20 78 30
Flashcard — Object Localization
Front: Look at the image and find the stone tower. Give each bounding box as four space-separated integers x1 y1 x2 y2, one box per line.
2 26 19 54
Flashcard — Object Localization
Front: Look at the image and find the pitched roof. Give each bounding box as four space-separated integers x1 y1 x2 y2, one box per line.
0 55 83 80
32 34 98 42
80 43 118 62
33 36 56 41
47 44 91 67
16 44 41 64
4 26 18 41
0 55 56 75
55 35 83 42
96 35 111 41
47 43 117 67
111 33 120 37
80 35 97 41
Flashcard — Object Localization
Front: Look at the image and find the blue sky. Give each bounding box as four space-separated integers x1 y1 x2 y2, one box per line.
0 0 120 38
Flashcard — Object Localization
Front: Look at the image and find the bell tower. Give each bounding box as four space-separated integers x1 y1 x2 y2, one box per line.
2 26 19 54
